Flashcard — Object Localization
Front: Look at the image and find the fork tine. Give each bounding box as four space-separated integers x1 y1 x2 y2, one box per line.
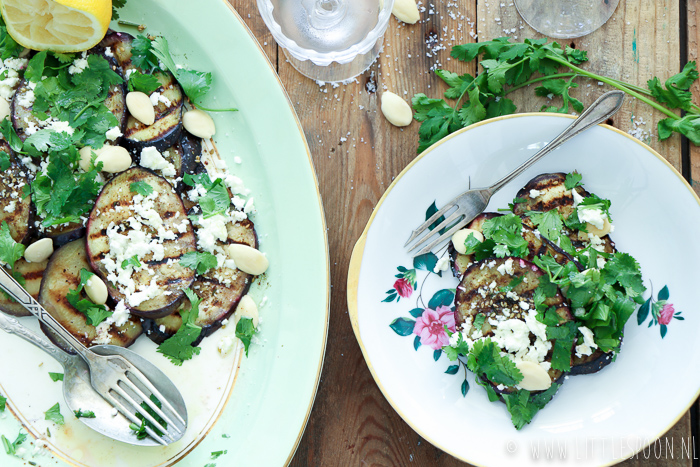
404 202 457 247
119 376 181 433
102 391 169 446
125 369 186 426
110 385 172 441
406 210 464 253
413 218 470 257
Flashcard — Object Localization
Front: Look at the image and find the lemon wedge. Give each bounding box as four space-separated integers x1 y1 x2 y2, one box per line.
0 0 111 52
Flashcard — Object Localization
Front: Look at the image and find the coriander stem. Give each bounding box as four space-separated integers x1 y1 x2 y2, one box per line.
547 55 681 120
504 73 578 95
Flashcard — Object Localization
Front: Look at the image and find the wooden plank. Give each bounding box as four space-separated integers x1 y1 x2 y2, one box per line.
272 4 478 466
478 0 682 170
689 0 700 196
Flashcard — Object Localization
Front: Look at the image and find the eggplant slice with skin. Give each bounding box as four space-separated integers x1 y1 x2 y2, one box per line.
86 167 196 318
455 257 573 395
143 218 257 345
448 212 580 278
512 173 616 254
0 141 33 243
0 258 47 317
38 238 142 350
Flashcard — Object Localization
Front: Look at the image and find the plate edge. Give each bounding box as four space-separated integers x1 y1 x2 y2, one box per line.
346 112 700 467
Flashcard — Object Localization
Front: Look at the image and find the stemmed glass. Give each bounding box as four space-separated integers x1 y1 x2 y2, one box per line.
257 0 394 82
514 0 620 39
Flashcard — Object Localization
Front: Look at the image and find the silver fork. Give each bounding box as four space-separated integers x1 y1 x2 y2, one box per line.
405 90 625 257
0 267 187 445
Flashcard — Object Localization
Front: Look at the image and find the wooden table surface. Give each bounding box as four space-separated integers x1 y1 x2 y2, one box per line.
230 1 700 465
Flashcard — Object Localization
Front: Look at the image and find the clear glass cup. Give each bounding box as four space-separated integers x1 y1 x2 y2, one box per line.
514 0 620 39
257 0 395 83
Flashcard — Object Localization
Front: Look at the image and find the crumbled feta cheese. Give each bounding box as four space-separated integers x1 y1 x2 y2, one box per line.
575 326 598 358
577 206 607 229
433 256 450 273
68 52 89 75
529 189 541 198
140 146 176 177
572 188 585 206
105 126 123 141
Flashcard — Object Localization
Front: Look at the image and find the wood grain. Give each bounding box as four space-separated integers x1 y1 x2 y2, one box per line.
690 0 700 196
228 1 696 465
478 0 682 170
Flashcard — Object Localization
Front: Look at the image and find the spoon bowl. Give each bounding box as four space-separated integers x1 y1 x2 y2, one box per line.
0 312 187 446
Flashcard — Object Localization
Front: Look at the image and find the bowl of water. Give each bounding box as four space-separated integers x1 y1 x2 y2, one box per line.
257 0 395 82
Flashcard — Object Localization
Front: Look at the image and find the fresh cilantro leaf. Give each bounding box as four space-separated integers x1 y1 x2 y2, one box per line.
130 35 159 72
112 0 127 20
45 402 65 425
647 61 698 111
73 409 96 419
181 251 218 275
602 253 645 297
507 196 527 211
412 93 462 153
199 180 231 218
546 321 577 371
121 255 142 269
0 151 9 172
525 210 563 241
130 181 154 197
236 317 256 357
473 314 486 331
443 331 470 361
500 275 524 294
25 50 48 83
462 232 483 255
0 221 25 270
0 393 5 411
467 338 522 386
130 395 166 439
502 384 560 430
49 372 64 382
564 172 583 190
211 450 227 460
0 118 22 153
157 289 202 365
183 172 213 188
127 71 161 94
150 37 213 103
66 269 112 326
481 214 529 258
535 76 583 114
658 114 700 144
1 430 26 456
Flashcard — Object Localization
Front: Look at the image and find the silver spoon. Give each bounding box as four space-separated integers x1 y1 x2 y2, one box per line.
0 311 185 446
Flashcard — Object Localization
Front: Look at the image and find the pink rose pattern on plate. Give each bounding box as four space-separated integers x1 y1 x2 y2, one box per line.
636 285 684 338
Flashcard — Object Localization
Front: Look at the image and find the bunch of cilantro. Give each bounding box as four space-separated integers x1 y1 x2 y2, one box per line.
413 37 700 153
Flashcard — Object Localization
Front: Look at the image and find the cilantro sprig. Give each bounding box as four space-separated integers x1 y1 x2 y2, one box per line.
1 431 26 456
73 409 96 419
183 172 231 219
413 37 700 152
181 251 218 275
66 269 112 326
235 317 257 357
129 395 166 439
157 289 202 365
45 402 65 425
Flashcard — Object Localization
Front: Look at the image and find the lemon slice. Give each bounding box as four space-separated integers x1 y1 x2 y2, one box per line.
0 0 111 53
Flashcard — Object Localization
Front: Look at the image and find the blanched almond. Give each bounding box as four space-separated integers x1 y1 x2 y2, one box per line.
381 91 413 127
78 146 96 172
126 91 155 125
183 109 216 139
24 238 53 263
0 98 10 121
94 145 132 173
516 361 552 391
392 0 420 23
451 228 484 254
586 218 612 237
235 295 259 327
85 275 108 305
224 244 269 275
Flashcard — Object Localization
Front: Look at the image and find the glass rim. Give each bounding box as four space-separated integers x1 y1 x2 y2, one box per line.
257 0 396 67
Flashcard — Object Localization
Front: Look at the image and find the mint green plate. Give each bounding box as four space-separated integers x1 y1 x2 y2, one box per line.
0 1 329 466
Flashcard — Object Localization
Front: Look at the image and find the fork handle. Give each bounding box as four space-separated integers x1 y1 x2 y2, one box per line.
490 90 625 193
0 266 91 359
0 311 74 367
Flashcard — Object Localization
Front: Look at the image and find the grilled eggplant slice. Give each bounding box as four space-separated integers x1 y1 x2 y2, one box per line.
0 143 33 243
38 238 142 349
448 213 579 278
455 257 573 394
139 132 203 189
42 222 85 248
512 173 616 254
570 348 615 375
0 258 47 317
143 218 257 345
122 71 184 154
98 31 185 154
86 167 196 317
11 51 126 143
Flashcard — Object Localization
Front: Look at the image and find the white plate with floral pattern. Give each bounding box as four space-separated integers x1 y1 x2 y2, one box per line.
348 114 700 467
